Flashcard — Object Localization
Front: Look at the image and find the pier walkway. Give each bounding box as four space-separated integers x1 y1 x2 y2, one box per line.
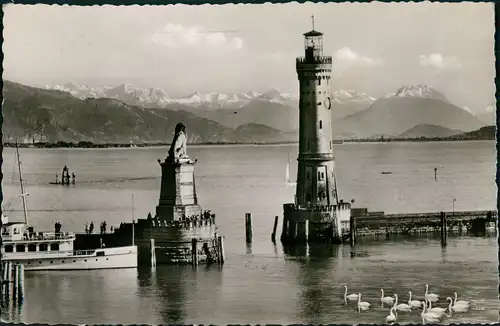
351 209 497 235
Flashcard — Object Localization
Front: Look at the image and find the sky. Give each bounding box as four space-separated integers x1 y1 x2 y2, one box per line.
3 2 495 111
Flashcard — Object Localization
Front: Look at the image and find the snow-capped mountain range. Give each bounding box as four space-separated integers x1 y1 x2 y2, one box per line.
46 83 380 110
47 83 299 109
383 84 450 103
45 83 493 121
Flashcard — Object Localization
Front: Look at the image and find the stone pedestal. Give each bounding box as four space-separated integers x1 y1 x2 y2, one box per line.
155 158 202 221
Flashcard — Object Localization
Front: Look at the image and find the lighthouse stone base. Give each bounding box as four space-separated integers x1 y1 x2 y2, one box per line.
155 158 202 221
281 202 352 244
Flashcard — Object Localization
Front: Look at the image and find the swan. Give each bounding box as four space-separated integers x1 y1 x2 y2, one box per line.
344 285 359 301
385 307 397 323
393 294 412 312
453 292 471 307
426 299 447 316
422 314 441 324
357 293 371 310
381 289 396 305
424 284 439 302
421 299 443 320
408 291 422 308
447 297 470 313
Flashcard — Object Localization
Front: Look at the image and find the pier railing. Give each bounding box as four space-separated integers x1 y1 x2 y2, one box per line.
355 210 497 224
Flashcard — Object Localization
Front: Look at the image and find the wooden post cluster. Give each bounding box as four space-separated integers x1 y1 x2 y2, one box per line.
245 213 253 243
271 216 279 243
349 215 357 247
440 211 447 246
1 262 25 305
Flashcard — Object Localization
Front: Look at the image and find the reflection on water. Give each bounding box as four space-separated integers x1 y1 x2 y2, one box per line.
0 142 497 324
2 235 497 325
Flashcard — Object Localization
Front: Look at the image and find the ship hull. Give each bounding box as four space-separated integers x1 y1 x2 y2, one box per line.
3 246 138 271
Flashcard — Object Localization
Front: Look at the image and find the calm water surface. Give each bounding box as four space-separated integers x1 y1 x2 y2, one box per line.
1 141 498 324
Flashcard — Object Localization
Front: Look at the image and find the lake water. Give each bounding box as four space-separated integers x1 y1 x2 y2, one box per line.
1 141 498 324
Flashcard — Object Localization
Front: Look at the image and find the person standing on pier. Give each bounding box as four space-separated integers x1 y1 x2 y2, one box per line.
102 221 107 234
89 221 94 234
85 222 89 235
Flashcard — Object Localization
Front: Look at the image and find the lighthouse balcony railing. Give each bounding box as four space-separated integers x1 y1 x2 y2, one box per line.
296 56 332 65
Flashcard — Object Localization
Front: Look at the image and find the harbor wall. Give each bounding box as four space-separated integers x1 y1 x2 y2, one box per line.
75 215 220 265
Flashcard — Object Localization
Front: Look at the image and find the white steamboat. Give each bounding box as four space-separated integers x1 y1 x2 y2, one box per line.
1 144 138 271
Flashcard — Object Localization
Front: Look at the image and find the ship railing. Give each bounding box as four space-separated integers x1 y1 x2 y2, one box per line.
24 232 76 241
3 249 98 259
72 249 96 256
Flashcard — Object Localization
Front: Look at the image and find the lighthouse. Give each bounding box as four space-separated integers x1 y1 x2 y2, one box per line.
281 17 351 244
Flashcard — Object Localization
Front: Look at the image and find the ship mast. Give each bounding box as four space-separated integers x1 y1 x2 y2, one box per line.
15 143 30 226
131 193 135 246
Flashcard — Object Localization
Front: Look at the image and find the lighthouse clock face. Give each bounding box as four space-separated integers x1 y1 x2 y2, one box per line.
324 96 331 110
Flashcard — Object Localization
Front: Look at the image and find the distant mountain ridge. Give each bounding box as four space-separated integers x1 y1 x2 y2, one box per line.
334 85 487 139
6 80 493 143
4 80 295 144
45 82 379 132
399 124 464 138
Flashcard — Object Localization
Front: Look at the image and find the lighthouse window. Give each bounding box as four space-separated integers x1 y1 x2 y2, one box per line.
318 79 322 86
319 120 323 129
322 172 325 179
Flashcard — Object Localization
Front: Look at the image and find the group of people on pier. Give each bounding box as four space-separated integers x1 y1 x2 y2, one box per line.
84 221 111 235
54 221 62 234
55 165 76 185
146 210 214 222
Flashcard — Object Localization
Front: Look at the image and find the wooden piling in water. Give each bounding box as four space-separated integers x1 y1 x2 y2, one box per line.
271 216 279 243
349 215 357 246
245 213 253 243
12 265 18 302
217 236 225 265
440 211 447 246
18 264 24 303
150 238 157 267
191 238 198 266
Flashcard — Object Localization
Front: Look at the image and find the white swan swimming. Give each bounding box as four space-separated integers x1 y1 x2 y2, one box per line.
408 291 422 308
344 285 359 301
421 314 441 324
393 294 412 312
424 284 439 302
381 289 396 305
386 306 397 323
447 297 470 313
453 292 471 307
426 299 447 316
421 300 443 320
357 293 371 311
